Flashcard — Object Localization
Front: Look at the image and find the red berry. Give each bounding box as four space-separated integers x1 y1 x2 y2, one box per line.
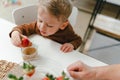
21 38 30 47
26 69 35 77
56 76 63 80
42 77 50 80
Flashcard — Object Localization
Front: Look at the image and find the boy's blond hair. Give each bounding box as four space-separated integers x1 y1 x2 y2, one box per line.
38 0 72 22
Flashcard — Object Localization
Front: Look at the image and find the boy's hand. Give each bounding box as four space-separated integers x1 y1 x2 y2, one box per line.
11 31 28 47
60 43 74 53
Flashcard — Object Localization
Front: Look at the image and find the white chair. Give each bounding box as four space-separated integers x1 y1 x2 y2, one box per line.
12 4 78 27
12 4 38 25
68 7 78 27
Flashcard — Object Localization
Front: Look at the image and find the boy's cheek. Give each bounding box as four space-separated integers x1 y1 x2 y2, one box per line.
37 22 41 29
37 22 39 27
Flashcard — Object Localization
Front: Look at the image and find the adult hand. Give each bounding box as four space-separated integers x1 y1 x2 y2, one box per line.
67 61 96 80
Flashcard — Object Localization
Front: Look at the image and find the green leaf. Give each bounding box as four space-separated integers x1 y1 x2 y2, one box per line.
64 78 70 80
18 77 23 80
23 62 27 69
8 74 17 80
8 74 24 80
62 71 66 77
46 73 56 80
22 62 35 71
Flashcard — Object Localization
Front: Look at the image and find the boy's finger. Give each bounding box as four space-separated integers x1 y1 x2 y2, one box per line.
63 47 69 53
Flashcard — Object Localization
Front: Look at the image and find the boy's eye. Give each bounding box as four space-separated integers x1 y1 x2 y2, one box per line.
39 20 42 23
47 25 53 28
38 19 42 23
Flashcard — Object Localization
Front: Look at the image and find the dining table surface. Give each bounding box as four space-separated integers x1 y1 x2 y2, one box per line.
0 18 107 79
106 0 120 6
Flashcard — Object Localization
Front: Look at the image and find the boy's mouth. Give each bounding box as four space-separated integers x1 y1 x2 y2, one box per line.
40 31 46 35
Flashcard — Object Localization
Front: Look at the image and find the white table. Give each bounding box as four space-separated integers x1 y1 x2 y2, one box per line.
0 18 107 78
106 0 120 6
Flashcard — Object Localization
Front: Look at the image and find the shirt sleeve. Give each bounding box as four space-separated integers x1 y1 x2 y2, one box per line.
66 24 82 50
70 35 82 50
9 21 38 37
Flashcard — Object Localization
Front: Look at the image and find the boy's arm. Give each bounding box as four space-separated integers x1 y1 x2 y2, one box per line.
9 21 38 37
66 24 82 50
70 35 82 50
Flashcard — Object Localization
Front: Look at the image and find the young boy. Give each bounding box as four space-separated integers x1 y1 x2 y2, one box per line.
9 0 82 53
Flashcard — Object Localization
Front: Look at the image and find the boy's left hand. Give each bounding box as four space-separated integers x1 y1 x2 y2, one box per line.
60 43 74 53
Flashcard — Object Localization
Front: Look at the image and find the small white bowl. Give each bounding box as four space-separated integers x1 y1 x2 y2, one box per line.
21 44 38 61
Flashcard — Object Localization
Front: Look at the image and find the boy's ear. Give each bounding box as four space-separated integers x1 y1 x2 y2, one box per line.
60 21 69 30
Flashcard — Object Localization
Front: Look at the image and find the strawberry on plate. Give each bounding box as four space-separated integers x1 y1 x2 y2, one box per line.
22 62 35 77
42 73 55 80
56 71 69 80
25 69 35 77
42 77 50 80
56 76 63 80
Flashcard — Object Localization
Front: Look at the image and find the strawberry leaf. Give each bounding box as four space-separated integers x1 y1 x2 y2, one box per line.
8 74 17 80
8 74 23 80
18 77 23 80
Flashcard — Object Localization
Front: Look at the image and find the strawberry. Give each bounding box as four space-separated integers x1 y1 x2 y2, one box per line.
26 69 35 77
42 77 50 80
21 38 30 47
42 71 69 80
56 71 69 80
22 62 35 77
56 76 63 80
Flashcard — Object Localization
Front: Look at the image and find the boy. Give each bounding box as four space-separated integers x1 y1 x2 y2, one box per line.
10 0 82 53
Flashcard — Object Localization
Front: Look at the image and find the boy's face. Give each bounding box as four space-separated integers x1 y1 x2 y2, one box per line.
37 7 67 36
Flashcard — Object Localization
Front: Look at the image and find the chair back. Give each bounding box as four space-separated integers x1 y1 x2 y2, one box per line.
12 4 38 25
68 7 78 27
13 5 78 26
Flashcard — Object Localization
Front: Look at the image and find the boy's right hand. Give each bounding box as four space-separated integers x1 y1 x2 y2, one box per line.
11 31 29 47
